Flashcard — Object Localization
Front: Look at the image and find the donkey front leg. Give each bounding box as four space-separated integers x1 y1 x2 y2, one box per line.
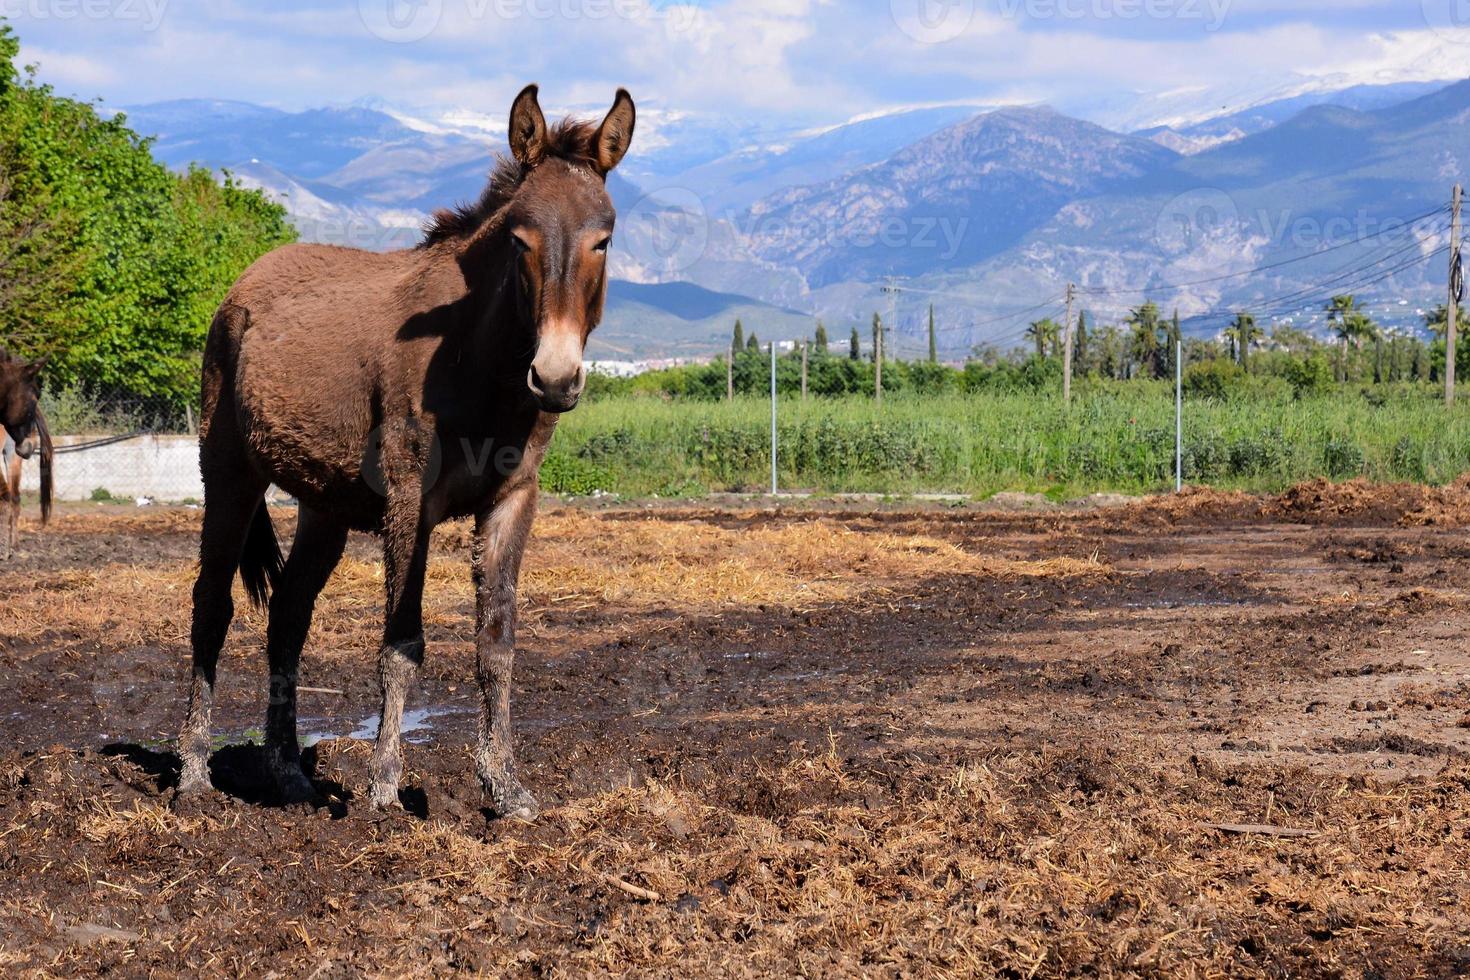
369 492 433 810
473 485 539 820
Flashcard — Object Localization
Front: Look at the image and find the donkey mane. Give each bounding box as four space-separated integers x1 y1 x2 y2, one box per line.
420 117 602 248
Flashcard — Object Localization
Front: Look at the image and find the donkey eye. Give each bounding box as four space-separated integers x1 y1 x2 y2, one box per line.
511 234 531 255
593 236 611 253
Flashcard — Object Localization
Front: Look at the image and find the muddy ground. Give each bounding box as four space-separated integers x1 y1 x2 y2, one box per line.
3 481 1470 976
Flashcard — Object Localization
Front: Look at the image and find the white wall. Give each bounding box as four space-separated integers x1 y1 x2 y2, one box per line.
20 435 204 501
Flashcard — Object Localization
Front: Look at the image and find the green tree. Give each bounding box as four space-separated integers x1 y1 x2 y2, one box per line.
746 331 760 353
732 319 744 352
927 304 937 363
1424 303 1470 339
1326 295 1363 381
849 326 860 361
1226 312 1262 368
1025 318 1059 359
813 321 828 354
1126 302 1163 379
0 24 294 403
871 312 882 364
1073 310 1088 374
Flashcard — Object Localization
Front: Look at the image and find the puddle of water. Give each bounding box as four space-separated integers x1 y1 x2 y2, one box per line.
303 705 476 747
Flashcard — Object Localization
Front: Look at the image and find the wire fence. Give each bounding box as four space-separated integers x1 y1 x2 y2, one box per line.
25 391 203 503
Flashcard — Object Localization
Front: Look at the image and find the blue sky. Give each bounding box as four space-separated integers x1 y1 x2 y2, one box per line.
7 0 1469 127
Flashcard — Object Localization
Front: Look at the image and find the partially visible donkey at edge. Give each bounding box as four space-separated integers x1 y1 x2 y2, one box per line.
177 85 636 819
0 349 53 560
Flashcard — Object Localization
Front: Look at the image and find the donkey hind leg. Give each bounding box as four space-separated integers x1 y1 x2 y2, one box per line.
370 502 432 810
263 506 348 804
178 481 268 795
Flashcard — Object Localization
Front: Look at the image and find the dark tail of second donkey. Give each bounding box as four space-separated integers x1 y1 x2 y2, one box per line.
239 501 284 609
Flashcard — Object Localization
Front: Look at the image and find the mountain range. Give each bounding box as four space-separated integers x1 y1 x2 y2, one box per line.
115 74 1470 358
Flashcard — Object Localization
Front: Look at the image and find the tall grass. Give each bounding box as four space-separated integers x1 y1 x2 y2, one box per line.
548 384 1470 496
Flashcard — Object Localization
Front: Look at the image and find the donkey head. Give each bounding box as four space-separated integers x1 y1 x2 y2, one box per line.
0 349 47 459
503 84 635 413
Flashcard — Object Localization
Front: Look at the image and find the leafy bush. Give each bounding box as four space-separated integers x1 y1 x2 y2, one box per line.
1182 359 1245 400
1322 437 1365 478
1283 356 1335 398
538 451 612 495
0 24 296 405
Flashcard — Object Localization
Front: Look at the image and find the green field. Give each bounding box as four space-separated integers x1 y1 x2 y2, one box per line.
545 383 1470 498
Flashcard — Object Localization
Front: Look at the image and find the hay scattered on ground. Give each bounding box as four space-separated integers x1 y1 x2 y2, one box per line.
2 741 1467 976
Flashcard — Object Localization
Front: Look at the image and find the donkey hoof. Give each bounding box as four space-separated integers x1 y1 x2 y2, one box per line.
275 773 320 808
175 767 213 799
487 781 539 823
368 783 402 811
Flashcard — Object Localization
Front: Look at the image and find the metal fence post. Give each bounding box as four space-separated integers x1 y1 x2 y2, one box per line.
770 341 778 496
1175 339 1183 493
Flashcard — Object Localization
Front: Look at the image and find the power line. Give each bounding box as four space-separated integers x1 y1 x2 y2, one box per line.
1079 203 1450 298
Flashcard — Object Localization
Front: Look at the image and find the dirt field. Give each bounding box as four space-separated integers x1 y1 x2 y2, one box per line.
3 482 1470 976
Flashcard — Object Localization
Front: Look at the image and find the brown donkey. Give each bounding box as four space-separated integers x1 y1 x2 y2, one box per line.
0 350 53 559
177 85 636 818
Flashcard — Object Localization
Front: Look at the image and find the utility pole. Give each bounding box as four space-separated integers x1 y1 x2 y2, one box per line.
887 277 898 369
1448 183 1463 406
1062 282 1076 404
727 340 734 401
800 341 808 400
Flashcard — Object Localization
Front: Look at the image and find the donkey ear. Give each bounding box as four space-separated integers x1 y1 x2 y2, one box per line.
593 89 635 175
24 356 47 379
508 83 547 168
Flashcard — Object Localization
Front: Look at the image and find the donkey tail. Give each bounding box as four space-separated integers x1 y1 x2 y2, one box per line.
239 500 283 610
35 407 52 526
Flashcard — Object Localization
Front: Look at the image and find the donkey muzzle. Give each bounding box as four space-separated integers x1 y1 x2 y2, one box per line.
527 362 586 413
527 329 587 413
12 430 37 460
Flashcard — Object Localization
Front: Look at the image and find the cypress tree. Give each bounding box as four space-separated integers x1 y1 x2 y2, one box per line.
814 321 828 353
1075 310 1088 372
849 326 860 360
927 304 937 363
732 319 744 352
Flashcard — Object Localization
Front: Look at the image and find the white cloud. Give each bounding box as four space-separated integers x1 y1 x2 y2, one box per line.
7 0 1468 131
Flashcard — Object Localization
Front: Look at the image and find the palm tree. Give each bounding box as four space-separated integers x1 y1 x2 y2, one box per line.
1227 312 1263 368
1025 318 1060 360
1326 295 1360 381
1424 303 1470 339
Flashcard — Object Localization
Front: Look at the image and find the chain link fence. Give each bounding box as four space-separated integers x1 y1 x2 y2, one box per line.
24 391 204 503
